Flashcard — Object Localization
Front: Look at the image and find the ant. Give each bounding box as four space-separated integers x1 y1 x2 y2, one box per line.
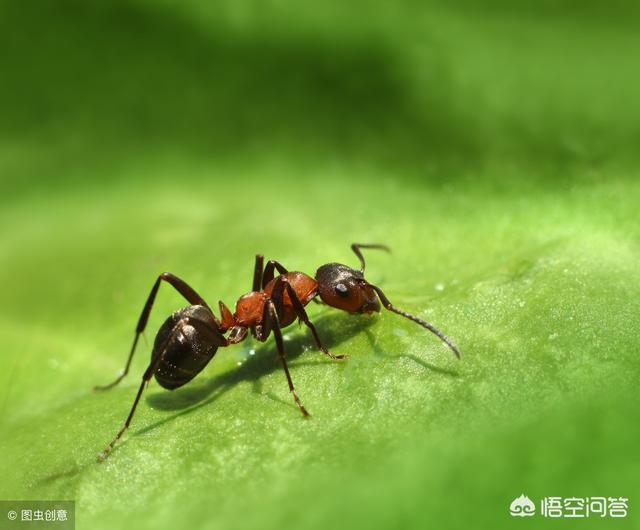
95 244 461 461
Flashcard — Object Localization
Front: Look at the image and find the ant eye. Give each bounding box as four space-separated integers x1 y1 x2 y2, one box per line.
335 283 349 297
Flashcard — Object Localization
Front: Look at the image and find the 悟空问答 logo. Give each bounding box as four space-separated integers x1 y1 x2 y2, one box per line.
510 494 535 517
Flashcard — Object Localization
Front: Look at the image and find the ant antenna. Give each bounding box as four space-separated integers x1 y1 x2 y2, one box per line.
351 243 391 273
368 284 461 359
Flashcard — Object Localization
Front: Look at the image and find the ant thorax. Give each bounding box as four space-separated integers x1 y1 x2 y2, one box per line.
234 291 268 327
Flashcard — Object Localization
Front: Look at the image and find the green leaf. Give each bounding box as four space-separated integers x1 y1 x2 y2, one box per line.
1 2 639 529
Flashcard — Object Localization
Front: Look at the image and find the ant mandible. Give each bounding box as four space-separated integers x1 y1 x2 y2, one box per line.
95 243 461 461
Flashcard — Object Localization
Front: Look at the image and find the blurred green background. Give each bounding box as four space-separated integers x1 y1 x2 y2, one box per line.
1 0 639 529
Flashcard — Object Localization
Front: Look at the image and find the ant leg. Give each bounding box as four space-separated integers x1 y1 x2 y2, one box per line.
261 260 288 289
260 263 291 339
97 317 192 461
248 255 266 339
350 243 391 273
261 299 309 417
279 278 346 361
252 254 264 292
94 272 210 391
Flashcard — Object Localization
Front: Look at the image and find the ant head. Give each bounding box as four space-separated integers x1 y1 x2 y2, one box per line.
314 244 462 359
315 263 380 314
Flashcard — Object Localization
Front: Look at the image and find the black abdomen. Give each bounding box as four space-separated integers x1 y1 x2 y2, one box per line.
151 305 225 390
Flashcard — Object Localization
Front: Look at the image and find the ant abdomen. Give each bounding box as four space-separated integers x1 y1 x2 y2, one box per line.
152 305 225 390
